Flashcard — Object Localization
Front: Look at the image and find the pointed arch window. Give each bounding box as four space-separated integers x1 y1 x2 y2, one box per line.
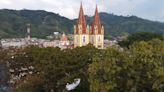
98 36 101 42
92 36 94 43
76 36 78 44
83 36 85 43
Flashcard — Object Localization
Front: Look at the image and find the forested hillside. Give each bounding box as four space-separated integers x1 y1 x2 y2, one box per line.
0 9 73 38
0 9 164 38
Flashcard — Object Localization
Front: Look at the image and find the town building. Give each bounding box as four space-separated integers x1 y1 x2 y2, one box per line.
74 3 104 49
42 32 71 49
59 32 70 46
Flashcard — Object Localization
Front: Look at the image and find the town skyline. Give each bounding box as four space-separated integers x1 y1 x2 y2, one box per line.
0 0 164 22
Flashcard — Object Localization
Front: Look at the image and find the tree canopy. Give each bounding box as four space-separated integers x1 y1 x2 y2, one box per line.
3 38 164 92
118 32 164 47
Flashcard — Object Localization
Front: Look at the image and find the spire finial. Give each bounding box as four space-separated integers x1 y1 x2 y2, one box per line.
81 0 82 4
80 0 83 8
95 4 98 14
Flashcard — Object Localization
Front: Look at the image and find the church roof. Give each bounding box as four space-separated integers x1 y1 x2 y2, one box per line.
60 32 68 41
75 2 87 34
91 5 102 34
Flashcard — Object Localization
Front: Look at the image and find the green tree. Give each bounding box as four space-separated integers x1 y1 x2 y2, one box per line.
16 75 45 92
24 45 100 92
88 46 127 92
88 40 164 92
118 32 163 48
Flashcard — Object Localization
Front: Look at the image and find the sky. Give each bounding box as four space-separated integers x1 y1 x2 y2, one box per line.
0 0 164 22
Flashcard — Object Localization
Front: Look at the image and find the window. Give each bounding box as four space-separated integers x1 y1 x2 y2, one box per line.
92 37 94 43
98 36 101 42
98 45 101 49
76 36 78 44
83 36 85 43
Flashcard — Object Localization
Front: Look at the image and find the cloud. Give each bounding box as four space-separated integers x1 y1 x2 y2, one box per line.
0 0 164 22
0 0 12 5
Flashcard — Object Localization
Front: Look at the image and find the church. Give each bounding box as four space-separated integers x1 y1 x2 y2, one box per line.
74 3 104 49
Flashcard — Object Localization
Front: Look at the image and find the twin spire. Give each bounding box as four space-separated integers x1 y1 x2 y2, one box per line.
76 2 102 34
91 5 102 34
74 2 104 49
77 2 87 34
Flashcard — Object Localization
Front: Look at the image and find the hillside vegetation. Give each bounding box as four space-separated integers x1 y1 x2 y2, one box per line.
0 9 164 38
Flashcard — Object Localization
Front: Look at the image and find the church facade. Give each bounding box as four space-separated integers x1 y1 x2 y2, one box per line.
74 3 104 49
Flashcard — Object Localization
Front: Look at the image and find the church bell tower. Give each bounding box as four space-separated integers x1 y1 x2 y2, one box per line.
73 3 104 49
74 2 89 48
90 5 104 49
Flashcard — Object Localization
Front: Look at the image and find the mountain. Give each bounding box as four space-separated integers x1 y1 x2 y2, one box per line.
85 13 164 37
0 9 73 38
0 9 164 39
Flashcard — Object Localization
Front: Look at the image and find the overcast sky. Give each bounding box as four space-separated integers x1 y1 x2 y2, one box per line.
0 0 164 22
